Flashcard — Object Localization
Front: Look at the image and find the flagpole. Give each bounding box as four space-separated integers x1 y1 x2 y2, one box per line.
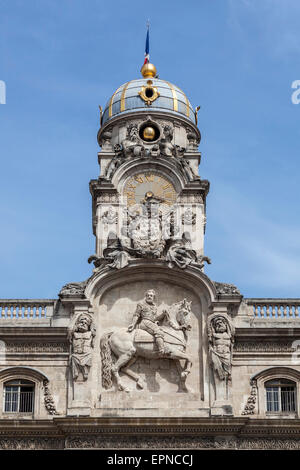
140 20 157 78
144 20 150 65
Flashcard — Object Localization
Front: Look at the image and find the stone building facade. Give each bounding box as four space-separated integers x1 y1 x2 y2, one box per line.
0 61 300 450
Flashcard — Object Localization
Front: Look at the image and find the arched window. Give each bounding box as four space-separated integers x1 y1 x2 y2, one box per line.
4 379 35 413
265 378 296 413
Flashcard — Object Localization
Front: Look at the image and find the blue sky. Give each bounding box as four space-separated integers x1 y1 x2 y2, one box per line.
0 0 299 299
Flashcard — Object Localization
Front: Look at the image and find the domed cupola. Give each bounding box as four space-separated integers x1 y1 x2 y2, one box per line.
101 62 196 126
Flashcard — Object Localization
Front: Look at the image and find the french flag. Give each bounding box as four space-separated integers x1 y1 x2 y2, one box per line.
143 24 150 65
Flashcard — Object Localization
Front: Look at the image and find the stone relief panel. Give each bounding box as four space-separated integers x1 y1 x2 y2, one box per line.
101 291 193 393
94 280 205 407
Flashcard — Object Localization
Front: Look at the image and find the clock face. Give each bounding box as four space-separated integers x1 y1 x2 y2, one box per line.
123 171 177 209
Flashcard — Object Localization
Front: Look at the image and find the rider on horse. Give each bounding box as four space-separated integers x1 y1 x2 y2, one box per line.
128 289 167 354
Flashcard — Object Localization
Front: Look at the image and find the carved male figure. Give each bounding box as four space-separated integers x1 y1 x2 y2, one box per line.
208 315 234 382
128 289 167 354
69 313 96 381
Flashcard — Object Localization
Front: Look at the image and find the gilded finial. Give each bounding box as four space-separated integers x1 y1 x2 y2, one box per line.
141 62 157 78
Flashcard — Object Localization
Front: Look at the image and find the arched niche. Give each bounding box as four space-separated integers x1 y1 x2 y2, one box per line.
86 262 217 405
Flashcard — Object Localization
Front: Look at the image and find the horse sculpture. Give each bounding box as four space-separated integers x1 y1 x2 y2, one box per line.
100 299 193 392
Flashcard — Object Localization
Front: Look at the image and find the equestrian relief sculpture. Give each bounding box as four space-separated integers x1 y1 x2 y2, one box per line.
100 290 193 393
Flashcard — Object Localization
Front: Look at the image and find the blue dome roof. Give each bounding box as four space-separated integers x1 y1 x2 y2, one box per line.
102 78 196 125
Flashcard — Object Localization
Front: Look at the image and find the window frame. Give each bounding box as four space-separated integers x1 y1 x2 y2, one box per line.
254 367 300 418
264 378 297 415
3 379 35 414
0 368 46 419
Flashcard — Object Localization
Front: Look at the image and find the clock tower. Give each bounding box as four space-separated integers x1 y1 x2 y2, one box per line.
90 61 210 268
60 57 242 418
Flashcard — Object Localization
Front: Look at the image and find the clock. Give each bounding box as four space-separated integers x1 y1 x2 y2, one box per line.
123 171 177 209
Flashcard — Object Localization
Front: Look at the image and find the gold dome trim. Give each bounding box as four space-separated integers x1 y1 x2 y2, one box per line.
175 84 190 118
163 81 178 112
108 84 123 118
138 84 160 105
120 81 132 112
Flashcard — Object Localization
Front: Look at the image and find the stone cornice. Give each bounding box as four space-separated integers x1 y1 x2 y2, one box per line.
0 416 300 437
0 327 68 340
235 327 300 338
97 109 201 144
1 417 300 449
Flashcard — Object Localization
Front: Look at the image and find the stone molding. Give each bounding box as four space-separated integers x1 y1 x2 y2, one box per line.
4 342 69 353
235 341 295 352
84 259 218 306
97 110 201 147
1 417 300 449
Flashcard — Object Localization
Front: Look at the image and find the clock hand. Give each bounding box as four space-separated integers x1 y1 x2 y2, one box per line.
142 191 166 204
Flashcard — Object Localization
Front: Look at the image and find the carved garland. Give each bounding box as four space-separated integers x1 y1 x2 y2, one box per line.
43 380 59 416
242 379 257 415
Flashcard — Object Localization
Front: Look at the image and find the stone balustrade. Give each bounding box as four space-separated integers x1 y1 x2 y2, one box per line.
0 300 55 320
246 298 300 319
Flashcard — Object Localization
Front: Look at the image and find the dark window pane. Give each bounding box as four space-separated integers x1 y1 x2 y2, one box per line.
20 386 34 393
266 387 279 412
4 390 18 412
19 391 34 413
6 386 18 392
281 387 296 412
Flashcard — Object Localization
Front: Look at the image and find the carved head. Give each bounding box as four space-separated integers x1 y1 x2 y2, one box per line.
207 313 235 344
145 289 156 304
127 124 139 141
212 317 228 333
75 314 92 332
